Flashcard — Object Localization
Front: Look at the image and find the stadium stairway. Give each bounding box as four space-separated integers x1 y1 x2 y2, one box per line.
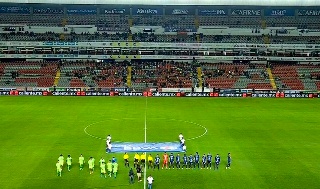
266 68 277 90
128 33 133 41
128 18 133 27
196 34 201 42
59 33 65 41
194 16 199 29
263 35 270 44
233 77 250 89
261 19 267 29
300 78 317 90
296 68 318 90
53 68 61 86
127 66 132 87
61 19 67 27
197 67 203 88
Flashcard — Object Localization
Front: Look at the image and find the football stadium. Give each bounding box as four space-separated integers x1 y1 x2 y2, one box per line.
0 0 320 189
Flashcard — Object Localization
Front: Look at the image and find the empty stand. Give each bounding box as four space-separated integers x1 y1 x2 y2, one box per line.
0 61 58 87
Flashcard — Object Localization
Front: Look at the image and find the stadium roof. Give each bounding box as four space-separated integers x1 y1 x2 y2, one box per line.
0 0 320 6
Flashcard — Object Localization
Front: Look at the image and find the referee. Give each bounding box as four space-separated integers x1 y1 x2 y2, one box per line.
123 152 129 167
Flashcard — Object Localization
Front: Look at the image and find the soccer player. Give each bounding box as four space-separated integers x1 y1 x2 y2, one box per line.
182 154 188 169
169 153 175 169
179 133 184 141
58 154 64 168
79 154 85 170
112 156 117 163
162 152 168 169
129 168 134 184
99 157 105 167
92 157 96 171
136 165 142 182
188 154 194 169
106 134 112 143
194 152 200 168
202 153 207 169
207 153 212 169
182 144 187 152
176 153 181 169
66 154 72 171
100 162 106 178
214 154 221 170
107 160 113 177
226 153 231 169
88 157 94 174
141 153 146 168
123 152 129 167
154 154 160 170
134 153 140 168
112 161 119 178
56 160 62 177
180 138 185 146
107 142 112 153
147 154 153 169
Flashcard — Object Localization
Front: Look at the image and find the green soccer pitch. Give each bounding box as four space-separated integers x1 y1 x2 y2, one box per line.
0 97 320 189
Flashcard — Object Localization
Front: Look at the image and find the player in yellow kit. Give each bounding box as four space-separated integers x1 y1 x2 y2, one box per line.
134 153 140 168
147 154 153 169
123 152 129 167
140 153 146 168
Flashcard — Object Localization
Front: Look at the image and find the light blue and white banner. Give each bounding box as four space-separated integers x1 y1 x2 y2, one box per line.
111 142 183 153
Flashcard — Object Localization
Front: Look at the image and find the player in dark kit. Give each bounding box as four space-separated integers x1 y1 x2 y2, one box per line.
188 154 194 169
176 153 181 169
202 154 207 169
214 154 221 170
154 154 160 170
169 153 175 169
226 153 231 169
182 154 188 169
207 153 212 169
194 152 200 168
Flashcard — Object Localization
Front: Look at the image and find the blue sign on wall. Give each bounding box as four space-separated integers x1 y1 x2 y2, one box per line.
165 6 195 15
66 7 97 14
298 9 320 16
264 9 295 16
132 7 163 15
103 8 127 14
231 9 261 16
0 6 30 14
33 7 64 14
198 8 227 16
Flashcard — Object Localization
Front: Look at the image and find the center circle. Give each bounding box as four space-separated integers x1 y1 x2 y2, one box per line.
84 118 207 142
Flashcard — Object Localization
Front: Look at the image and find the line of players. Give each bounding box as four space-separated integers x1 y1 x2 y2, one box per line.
124 152 232 170
55 154 119 178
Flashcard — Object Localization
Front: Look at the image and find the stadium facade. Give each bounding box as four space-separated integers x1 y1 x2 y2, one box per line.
1 0 320 6
0 0 320 94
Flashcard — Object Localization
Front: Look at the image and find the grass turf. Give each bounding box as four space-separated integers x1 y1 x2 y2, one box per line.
0 97 319 189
